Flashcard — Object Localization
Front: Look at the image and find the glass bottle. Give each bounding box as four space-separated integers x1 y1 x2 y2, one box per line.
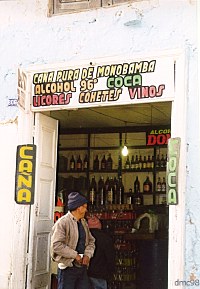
139 155 143 170
70 155 75 171
83 154 88 171
160 154 165 168
76 155 82 171
131 155 135 170
107 177 115 204
93 155 99 171
104 177 110 205
101 155 107 171
106 153 113 171
135 155 139 170
134 176 140 193
126 188 133 205
147 155 151 169
143 176 152 193
132 191 143 206
143 155 147 169
156 154 160 168
97 176 105 206
156 177 162 192
89 176 97 207
161 177 166 192
117 176 124 204
125 156 130 170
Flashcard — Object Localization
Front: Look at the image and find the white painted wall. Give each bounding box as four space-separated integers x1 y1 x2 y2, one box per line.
0 0 199 288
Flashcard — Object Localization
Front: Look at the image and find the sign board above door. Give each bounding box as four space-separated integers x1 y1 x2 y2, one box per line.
27 56 175 112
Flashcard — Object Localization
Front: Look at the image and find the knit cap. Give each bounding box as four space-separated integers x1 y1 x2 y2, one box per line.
68 192 88 211
88 216 102 229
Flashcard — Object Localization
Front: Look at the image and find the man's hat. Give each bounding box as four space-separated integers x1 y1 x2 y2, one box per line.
67 192 88 211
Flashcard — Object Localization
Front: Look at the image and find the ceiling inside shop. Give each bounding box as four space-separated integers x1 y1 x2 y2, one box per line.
50 102 171 132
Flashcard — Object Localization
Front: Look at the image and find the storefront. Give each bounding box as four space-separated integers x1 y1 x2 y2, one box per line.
16 50 186 289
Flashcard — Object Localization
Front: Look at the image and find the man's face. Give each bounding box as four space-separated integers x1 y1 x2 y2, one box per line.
77 203 87 218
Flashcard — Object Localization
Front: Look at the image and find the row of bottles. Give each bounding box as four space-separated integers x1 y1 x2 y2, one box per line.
89 175 124 207
60 152 167 172
88 175 166 207
156 153 167 168
66 154 113 171
156 177 166 192
69 154 88 171
93 153 113 171
124 154 154 170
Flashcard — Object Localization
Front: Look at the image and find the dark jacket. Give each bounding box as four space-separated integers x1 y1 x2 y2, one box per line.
87 228 115 280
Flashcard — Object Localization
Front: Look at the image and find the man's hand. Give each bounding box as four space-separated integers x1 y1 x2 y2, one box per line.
75 254 83 265
82 255 90 266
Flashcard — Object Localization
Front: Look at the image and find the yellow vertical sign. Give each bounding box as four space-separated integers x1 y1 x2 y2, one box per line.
15 144 36 204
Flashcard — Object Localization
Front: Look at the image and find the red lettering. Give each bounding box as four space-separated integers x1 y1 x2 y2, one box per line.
52 94 59 105
149 86 156 97
156 84 165 96
128 88 137 99
65 93 72 104
46 95 52 105
59 93 65 105
157 134 166 145
147 135 156 145
147 133 171 146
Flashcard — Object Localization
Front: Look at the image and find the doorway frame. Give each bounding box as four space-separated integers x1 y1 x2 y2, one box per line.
17 49 186 289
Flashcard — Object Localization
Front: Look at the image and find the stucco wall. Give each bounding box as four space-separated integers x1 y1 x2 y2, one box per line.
0 0 199 288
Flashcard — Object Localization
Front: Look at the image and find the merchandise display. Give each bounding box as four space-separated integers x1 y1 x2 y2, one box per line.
54 129 169 289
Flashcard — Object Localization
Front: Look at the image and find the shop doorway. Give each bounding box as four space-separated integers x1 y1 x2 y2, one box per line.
49 101 171 289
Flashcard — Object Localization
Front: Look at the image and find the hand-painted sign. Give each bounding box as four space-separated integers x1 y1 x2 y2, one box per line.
15 144 36 204
146 128 171 146
31 56 174 111
166 138 181 205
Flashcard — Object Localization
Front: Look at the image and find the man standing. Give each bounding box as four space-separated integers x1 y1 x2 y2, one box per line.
51 192 95 289
87 216 115 289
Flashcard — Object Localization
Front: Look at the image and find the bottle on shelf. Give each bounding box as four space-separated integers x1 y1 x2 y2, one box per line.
106 153 113 171
134 176 140 193
117 176 124 204
156 177 162 192
97 176 105 206
156 154 160 168
143 176 152 193
93 155 99 171
164 154 168 168
101 155 107 170
151 155 155 169
83 154 88 171
161 177 166 192
132 191 143 206
138 155 143 170
104 176 110 205
130 155 135 170
118 154 122 176
160 154 165 168
125 156 130 170
143 155 147 169
126 188 133 205
146 155 151 169
135 155 139 170
89 176 97 207
107 176 115 204
76 155 82 171
133 176 143 205
70 155 75 171
114 176 119 193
